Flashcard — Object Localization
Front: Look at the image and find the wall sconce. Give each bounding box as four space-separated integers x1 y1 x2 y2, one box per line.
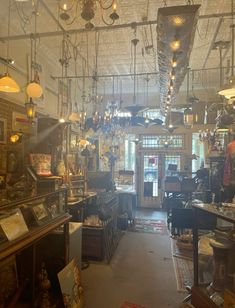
25 98 36 122
10 132 23 143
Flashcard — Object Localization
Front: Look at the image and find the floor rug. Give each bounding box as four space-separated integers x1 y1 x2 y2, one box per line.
129 219 168 235
171 237 193 260
172 251 194 292
120 302 146 308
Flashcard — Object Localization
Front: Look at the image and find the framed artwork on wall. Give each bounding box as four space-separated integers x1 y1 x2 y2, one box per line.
12 112 30 134
0 118 7 144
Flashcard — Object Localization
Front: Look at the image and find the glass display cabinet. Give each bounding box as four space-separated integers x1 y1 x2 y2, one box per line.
192 202 235 308
0 188 71 307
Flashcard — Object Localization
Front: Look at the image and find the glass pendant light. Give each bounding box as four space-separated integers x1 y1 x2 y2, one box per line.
26 11 43 98
218 0 235 99
0 0 20 93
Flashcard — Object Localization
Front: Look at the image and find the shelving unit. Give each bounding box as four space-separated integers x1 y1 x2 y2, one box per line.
192 203 235 307
0 189 70 307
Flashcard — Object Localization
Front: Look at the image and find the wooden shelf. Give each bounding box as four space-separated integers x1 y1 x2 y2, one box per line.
0 213 71 262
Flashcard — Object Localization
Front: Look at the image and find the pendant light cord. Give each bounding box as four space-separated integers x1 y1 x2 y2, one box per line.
6 0 11 74
232 0 234 76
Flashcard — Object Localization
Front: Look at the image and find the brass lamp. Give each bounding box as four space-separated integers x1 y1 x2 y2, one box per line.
0 0 20 93
25 98 36 121
0 74 20 93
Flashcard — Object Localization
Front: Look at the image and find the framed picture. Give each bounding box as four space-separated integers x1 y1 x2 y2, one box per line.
12 112 31 134
0 209 29 241
58 259 83 308
29 153 52 176
0 118 7 144
0 174 6 189
31 203 50 224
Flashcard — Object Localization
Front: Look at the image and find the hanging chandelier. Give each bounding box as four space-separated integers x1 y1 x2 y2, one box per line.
59 0 119 29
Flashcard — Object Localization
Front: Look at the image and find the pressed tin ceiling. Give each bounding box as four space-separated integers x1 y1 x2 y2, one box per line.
0 0 233 112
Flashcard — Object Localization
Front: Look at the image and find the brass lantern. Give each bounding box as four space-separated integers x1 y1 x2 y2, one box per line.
25 98 36 121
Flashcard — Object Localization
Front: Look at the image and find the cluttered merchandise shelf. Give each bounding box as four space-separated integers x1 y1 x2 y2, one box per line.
0 189 74 307
191 202 235 308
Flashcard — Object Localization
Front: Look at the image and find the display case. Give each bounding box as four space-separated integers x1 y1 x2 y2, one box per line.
192 202 235 308
0 188 70 307
68 174 86 201
82 193 120 261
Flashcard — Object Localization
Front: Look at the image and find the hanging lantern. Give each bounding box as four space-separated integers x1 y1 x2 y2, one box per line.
184 107 194 126
25 98 36 121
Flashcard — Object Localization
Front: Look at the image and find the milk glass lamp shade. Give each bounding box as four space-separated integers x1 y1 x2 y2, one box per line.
0 74 20 93
218 76 235 99
26 81 43 98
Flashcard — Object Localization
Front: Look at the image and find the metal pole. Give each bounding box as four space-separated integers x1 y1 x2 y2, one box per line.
232 0 234 75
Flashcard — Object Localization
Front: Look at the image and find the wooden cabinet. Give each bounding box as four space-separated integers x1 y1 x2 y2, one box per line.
192 203 235 307
81 193 119 262
0 189 70 307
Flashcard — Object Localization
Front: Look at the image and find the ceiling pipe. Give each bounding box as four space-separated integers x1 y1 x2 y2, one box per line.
0 12 233 42
51 71 159 79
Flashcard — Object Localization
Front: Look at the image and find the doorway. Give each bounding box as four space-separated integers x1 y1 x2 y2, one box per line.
139 152 181 208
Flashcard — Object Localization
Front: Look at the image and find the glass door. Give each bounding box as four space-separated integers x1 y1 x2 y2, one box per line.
139 153 181 208
140 153 162 208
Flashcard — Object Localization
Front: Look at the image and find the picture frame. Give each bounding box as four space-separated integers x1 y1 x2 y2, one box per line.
12 112 31 134
0 118 7 144
0 209 29 241
31 203 50 225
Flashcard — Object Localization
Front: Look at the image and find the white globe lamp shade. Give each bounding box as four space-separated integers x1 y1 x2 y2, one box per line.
26 82 43 98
